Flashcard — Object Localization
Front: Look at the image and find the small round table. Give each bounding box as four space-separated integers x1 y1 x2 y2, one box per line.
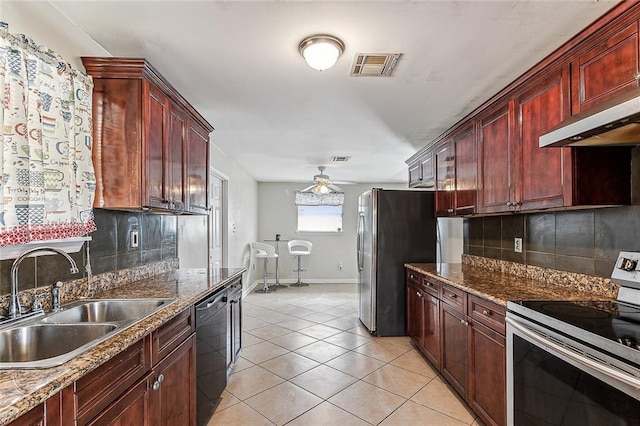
264 238 290 288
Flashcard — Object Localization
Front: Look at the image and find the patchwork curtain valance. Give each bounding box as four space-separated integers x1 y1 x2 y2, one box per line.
295 191 345 206
0 22 96 247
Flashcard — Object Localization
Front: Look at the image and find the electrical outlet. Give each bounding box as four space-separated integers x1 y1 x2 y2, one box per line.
514 237 522 253
130 230 139 248
338 262 343 270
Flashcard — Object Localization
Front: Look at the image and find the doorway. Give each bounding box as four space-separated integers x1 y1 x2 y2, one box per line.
209 170 227 270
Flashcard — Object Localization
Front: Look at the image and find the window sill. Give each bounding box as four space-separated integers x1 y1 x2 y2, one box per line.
296 231 343 236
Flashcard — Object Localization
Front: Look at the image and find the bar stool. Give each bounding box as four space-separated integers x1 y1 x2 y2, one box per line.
252 242 278 293
288 240 312 287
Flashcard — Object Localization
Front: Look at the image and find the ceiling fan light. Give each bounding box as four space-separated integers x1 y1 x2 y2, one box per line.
299 35 344 71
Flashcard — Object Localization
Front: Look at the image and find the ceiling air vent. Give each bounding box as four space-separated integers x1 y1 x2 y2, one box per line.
351 53 402 77
331 156 351 162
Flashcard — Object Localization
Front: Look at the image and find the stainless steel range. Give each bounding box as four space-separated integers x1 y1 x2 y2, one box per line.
506 251 640 425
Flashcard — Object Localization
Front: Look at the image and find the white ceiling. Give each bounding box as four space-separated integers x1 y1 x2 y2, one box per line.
41 1 617 184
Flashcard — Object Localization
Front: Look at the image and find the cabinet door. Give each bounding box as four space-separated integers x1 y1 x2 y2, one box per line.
186 120 210 214
149 334 196 426
435 141 455 216
406 281 423 345
468 321 506 426
421 291 440 370
441 302 467 398
8 404 44 426
516 67 572 210
144 82 169 209
571 22 640 114
408 161 422 187
420 150 435 185
453 125 476 215
87 379 149 426
168 105 187 211
478 102 514 213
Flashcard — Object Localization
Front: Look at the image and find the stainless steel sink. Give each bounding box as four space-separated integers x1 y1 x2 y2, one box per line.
42 299 169 324
0 298 175 369
0 324 117 368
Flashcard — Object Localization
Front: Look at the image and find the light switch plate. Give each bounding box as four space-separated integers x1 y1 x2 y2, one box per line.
514 238 522 253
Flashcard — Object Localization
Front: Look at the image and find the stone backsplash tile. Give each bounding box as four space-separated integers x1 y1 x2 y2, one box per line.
465 205 640 279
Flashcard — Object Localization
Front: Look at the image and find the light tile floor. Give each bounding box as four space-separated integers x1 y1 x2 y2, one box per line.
208 283 485 426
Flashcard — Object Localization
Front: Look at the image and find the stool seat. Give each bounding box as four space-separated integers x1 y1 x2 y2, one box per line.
287 240 313 287
252 242 278 293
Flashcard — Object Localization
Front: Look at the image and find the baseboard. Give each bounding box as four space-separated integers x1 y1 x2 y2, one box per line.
244 278 358 298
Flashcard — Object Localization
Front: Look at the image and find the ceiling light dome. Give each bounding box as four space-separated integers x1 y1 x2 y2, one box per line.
299 35 345 71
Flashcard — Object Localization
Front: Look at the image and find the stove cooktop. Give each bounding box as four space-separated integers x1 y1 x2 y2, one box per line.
513 300 640 352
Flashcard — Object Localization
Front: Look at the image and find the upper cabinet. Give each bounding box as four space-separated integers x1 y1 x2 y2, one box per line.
433 124 477 217
571 22 640 114
478 102 513 214
408 149 435 188
408 4 640 216
83 58 213 214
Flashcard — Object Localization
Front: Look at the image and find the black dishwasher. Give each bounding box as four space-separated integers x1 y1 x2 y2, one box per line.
195 288 228 426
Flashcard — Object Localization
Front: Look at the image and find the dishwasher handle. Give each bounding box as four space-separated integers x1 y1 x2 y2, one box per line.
196 292 227 312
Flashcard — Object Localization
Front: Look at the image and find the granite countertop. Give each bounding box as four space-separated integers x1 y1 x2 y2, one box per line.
0 267 244 425
405 263 613 306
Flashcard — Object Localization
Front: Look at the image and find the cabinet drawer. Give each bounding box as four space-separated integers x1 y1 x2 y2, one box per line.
152 306 195 365
421 276 440 297
72 337 151 426
468 295 506 335
441 283 465 310
406 270 423 287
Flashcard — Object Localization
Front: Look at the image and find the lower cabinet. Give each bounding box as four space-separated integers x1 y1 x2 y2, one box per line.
406 269 506 426
149 334 196 426
60 307 196 426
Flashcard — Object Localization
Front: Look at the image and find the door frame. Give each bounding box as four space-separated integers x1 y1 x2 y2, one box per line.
209 167 229 270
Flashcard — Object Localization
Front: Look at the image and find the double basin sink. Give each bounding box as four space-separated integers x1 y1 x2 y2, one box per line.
0 299 175 369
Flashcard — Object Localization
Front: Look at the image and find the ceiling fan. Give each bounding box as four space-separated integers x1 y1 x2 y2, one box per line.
301 166 355 194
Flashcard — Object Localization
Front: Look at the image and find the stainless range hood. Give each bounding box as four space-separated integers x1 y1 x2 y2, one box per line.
539 91 640 148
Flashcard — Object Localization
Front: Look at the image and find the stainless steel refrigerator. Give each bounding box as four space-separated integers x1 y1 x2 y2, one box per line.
357 189 437 336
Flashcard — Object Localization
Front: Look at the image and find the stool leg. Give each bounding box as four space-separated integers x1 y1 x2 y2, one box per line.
290 255 309 287
254 258 277 293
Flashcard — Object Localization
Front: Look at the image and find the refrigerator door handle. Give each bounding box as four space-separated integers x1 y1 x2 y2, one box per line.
357 213 364 271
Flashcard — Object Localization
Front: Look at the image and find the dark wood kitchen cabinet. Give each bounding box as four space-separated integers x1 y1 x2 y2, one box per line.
477 101 514 214
408 149 435 188
440 285 467 398
82 57 213 214
434 141 455 216
149 335 196 426
406 269 506 426
9 393 63 426
434 124 476 217
60 307 195 426
571 21 640 115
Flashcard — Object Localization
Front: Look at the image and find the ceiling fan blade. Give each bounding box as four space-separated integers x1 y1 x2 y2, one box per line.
327 183 343 192
301 184 315 192
331 180 357 185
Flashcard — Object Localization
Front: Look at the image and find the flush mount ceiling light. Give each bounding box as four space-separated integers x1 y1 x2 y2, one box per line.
299 35 345 71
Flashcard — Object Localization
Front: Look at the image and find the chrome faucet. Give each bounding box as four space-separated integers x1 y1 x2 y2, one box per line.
9 247 80 318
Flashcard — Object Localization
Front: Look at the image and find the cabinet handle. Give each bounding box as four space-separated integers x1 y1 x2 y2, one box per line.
506 201 512 207
410 274 415 279
460 319 469 326
152 373 165 391
416 291 422 297
448 293 457 299
635 72 640 81
447 208 453 213
425 282 433 287
482 309 490 316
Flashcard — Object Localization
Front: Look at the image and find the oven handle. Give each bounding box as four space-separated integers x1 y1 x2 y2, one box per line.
506 316 640 392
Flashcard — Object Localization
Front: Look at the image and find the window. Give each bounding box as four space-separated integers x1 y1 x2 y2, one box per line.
297 205 343 233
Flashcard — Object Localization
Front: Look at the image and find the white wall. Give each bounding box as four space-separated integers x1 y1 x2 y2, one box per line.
256 182 405 286
0 1 111 68
209 144 258 288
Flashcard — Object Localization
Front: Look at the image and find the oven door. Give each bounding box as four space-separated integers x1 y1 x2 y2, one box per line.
506 314 640 426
